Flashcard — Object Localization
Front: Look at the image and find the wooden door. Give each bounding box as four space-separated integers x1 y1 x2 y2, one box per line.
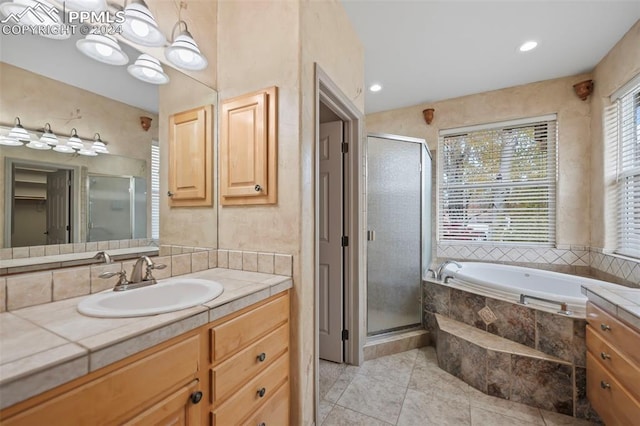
318 121 344 363
46 169 70 244
220 86 277 205
168 105 213 207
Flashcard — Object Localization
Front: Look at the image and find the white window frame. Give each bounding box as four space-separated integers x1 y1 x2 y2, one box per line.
437 114 558 246
612 74 640 258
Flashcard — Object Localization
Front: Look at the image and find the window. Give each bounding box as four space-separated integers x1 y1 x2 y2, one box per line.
438 115 557 245
151 143 160 240
614 76 640 257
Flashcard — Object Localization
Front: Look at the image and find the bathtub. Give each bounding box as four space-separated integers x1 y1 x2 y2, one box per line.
436 261 617 316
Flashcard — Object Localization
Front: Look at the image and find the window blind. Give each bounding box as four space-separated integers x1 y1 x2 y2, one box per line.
151 143 160 240
615 80 640 257
438 117 557 245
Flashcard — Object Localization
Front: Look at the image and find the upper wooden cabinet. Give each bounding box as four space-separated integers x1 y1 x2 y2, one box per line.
220 86 278 205
168 104 213 207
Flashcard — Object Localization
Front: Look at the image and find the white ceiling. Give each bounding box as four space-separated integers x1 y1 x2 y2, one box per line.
341 1 640 114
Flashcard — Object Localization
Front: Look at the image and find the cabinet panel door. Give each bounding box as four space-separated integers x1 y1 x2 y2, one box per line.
220 87 277 205
169 105 213 206
124 380 201 426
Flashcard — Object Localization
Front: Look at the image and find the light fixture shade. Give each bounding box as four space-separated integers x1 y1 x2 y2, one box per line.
76 34 129 66
39 124 58 146
7 118 31 144
26 141 52 150
0 0 70 40
63 0 106 11
92 133 109 153
127 54 169 85
78 148 98 156
53 143 76 153
67 128 84 149
121 0 166 47
0 136 24 146
165 32 207 71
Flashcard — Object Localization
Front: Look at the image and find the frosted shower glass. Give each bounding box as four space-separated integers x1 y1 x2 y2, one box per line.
88 176 132 242
367 136 423 335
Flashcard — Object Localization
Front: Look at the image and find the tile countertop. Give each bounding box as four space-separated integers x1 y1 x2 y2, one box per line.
0 268 292 410
581 283 640 330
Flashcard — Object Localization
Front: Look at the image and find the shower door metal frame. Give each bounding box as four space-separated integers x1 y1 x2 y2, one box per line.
366 133 432 336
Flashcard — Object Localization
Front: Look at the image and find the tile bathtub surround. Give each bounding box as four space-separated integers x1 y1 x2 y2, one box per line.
319 347 597 426
0 269 293 409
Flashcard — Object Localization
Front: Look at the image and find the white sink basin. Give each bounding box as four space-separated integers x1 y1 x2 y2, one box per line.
77 278 224 318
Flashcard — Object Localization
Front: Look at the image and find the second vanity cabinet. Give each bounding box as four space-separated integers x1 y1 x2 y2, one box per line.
586 302 640 425
0 291 290 426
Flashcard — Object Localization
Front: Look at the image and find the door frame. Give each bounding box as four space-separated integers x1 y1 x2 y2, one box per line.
4 158 80 247
314 64 365 423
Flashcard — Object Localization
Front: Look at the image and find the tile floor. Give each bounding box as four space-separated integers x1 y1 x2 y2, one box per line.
319 347 597 426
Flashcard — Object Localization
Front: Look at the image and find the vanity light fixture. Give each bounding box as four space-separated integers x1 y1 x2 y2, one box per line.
0 0 70 40
121 0 166 47
39 123 58 146
165 20 208 71
67 128 84 150
76 34 129 66
1 117 31 146
127 53 169 85
92 133 109 153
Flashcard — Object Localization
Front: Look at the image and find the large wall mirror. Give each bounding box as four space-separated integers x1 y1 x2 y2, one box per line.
0 11 218 264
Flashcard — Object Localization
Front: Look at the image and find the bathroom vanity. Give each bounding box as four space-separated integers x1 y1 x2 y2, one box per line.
583 286 640 424
0 269 291 425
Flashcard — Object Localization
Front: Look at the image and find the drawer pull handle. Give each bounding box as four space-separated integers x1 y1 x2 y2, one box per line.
190 391 203 404
600 381 611 390
258 423 266 426
600 352 611 360
257 387 266 398
257 352 267 362
600 323 611 331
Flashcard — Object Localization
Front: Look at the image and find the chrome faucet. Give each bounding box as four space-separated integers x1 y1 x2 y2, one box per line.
429 260 462 281
99 256 166 291
93 251 112 264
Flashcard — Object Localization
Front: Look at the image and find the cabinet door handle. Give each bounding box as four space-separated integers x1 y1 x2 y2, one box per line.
600 352 611 360
600 381 611 390
257 352 266 362
190 391 203 404
258 423 266 426
167 191 174 197
257 387 266 398
254 184 262 192
600 323 611 331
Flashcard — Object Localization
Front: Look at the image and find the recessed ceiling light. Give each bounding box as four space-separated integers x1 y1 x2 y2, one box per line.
519 41 538 52
369 83 382 92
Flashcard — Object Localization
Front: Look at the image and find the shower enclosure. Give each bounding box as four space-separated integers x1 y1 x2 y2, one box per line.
366 134 432 335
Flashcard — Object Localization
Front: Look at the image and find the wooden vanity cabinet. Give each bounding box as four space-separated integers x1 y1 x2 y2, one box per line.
0 290 291 426
586 302 640 424
220 86 278 206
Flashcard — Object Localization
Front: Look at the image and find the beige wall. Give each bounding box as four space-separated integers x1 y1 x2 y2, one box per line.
0 63 158 246
158 67 218 248
367 73 593 247
590 21 640 250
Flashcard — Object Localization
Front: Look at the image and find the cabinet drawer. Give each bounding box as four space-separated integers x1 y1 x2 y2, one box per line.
212 352 288 426
212 324 288 404
212 293 288 362
242 380 289 426
586 302 640 366
3 335 200 426
586 326 640 401
587 352 640 426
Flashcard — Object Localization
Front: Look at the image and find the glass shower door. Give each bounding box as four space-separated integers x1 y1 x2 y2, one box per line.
367 135 424 335
87 175 132 242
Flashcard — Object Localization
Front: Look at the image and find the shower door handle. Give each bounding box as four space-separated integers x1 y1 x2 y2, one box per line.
367 230 376 241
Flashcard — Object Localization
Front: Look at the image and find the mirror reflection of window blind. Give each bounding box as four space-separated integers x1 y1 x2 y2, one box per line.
613 76 640 258
151 143 160 240
438 115 558 245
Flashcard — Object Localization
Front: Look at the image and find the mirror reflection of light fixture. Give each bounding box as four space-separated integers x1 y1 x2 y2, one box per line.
0 117 30 146
165 20 207 71
67 128 84 150
39 122 58 146
63 0 106 11
76 34 129 66
77 147 98 156
0 0 70 40
92 133 109 153
26 140 52 150
121 0 166 47
52 142 76 153
127 54 169 85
